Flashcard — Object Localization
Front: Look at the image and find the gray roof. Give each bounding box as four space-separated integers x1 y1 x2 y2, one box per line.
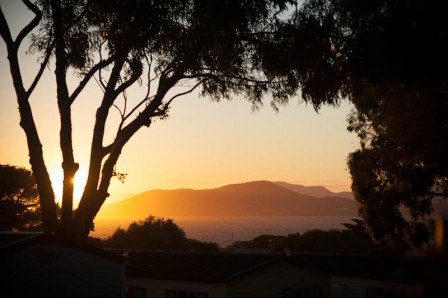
0 231 44 247
0 232 125 298
124 250 281 282
124 250 422 283
0 232 124 263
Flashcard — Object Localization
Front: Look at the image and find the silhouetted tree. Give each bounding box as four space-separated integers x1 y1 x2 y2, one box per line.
342 219 408 254
346 82 448 246
0 164 42 230
238 227 404 254
342 0 448 246
297 0 448 246
102 215 218 250
273 229 376 254
1 0 344 242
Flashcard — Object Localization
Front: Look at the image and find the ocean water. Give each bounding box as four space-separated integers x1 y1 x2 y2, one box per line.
92 216 357 247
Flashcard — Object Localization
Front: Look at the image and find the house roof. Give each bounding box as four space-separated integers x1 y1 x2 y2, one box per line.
286 252 410 281
123 250 431 284
0 232 125 263
0 231 43 247
124 250 281 282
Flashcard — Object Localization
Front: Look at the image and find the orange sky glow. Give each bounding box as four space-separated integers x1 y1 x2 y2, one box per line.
0 2 359 205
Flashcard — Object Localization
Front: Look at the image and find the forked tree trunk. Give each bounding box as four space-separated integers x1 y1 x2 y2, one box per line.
0 8 59 232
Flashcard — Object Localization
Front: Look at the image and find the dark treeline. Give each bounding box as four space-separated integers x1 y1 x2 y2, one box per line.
230 219 408 255
0 164 47 231
90 216 219 251
92 217 407 254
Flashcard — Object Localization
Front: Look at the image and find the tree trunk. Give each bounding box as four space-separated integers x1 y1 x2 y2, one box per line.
51 0 78 236
0 12 59 232
19 101 59 233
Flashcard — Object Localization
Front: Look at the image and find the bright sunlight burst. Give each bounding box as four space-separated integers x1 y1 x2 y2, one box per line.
50 169 87 205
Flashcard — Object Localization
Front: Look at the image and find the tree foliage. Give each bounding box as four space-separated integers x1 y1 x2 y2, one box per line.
0 164 42 231
102 215 218 251
299 0 448 245
1 0 344 242
233 221 403 254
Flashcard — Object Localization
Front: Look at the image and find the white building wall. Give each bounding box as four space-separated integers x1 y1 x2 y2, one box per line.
126 261 333 298
125 259 421 298
126 277 227 298
227 261 332 298
331 276 419 298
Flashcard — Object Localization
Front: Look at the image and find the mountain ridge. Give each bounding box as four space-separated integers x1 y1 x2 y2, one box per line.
97 181 358 219
273 181 354 200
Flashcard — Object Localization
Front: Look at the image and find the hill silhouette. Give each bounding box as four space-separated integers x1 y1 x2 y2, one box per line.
97 181 358 219
273 181 354 200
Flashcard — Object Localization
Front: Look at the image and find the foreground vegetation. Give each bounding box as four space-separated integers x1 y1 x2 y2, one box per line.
91 216 219 251
90 216 408 255
0 164 44 231
228 219 409 255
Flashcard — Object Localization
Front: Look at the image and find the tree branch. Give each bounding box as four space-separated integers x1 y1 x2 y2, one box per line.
69 56 116 105
80 53 128 202
16 0 42 47
165 79 206 108
183 72 275 85
27 39 54 96
97 41 108 91
112 68 143 98
122 95 155 123
118 55 158 122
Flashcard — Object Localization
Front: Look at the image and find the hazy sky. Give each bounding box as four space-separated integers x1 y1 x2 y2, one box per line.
0 1 359 203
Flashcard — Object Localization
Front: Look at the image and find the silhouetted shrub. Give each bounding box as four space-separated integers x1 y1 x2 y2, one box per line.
102 215 218 251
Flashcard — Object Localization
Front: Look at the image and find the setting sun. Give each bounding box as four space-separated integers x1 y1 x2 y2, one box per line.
50 169 87 205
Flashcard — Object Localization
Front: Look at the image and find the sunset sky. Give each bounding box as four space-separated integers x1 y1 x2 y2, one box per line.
0 1 359 204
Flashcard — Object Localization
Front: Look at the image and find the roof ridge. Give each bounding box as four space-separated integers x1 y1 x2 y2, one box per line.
0 231 43 248
225 255 282 281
